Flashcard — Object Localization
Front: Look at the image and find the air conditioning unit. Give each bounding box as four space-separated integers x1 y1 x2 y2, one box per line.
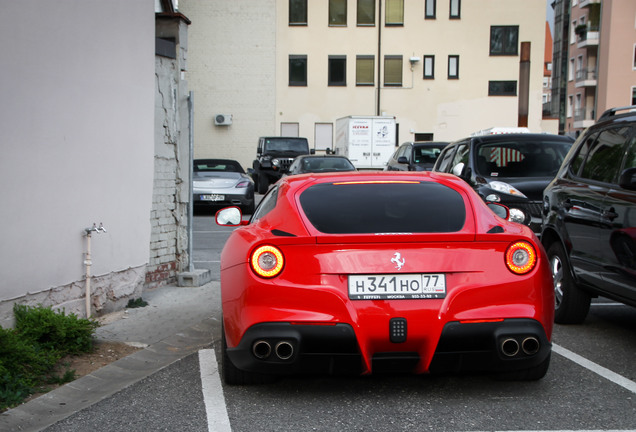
214 114 233 126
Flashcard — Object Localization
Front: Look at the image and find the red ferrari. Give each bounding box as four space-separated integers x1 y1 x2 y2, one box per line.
216 171 554 384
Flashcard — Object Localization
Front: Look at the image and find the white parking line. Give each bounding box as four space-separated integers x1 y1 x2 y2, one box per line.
199 349 232 432
553 343 636 394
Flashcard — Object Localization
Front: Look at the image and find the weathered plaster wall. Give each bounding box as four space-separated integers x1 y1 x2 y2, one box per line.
148 17 191 288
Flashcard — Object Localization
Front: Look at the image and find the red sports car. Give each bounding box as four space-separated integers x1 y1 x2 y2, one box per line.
216 171 554 384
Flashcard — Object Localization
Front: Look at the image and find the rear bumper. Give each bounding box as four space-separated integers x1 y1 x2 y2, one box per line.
225 318 551 376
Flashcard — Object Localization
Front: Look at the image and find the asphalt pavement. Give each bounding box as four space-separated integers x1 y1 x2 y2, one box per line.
0 282 221 432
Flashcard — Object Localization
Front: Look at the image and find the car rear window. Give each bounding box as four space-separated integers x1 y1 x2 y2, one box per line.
299 181 466 234
475 139 572 177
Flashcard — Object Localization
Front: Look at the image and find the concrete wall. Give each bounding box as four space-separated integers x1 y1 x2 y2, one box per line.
179 0 277 170
0 1 155 326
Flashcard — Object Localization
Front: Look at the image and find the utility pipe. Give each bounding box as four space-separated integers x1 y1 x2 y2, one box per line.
84 223 106 318
84 230 92 318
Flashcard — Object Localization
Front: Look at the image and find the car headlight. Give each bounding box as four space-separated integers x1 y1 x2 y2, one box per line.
272 158 280 167
508 208 526 224
488 181 527 198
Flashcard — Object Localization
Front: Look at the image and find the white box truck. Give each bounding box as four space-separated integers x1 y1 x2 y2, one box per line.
335 116 396 169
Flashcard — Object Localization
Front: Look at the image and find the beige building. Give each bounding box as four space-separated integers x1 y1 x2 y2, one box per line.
565 0 636 136
180 0 555 169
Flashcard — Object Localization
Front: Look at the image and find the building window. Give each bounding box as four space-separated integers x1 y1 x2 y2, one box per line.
385 0 404 26
632 87 636 105
384 55 403 86
425 0 436 19
567 95 573 118
328 56 347 86
633 44 636 69
289 0 307 25
329 0 347 26
449 0 460 19
488 80 517 96
423 55 435 79
357 0 375 26
448 55 459 79
569 58 575 81
289 55 307 86
356 55 374 85
490 26 519 56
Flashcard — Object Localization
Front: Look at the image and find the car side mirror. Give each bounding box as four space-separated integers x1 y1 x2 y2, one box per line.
618 167 636 190
216 207 243 226
487 202 510 220
397 156 408 164
310 149 316 155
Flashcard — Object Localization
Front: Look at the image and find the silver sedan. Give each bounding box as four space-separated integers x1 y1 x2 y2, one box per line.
193 159 255 214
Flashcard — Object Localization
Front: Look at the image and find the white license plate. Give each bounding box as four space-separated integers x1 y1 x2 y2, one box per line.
348 273 446 300
200 194 224 201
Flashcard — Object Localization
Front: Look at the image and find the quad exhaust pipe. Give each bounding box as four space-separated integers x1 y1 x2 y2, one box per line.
500 336 540 357
521 336 540 355
252 340 294 360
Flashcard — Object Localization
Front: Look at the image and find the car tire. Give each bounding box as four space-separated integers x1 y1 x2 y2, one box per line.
495 352 551 381
221 325 276 385
257 173 269 194
547 242 591 324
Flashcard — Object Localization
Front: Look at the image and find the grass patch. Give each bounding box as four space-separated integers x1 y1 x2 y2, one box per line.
0 304 98 411
126 298 148 308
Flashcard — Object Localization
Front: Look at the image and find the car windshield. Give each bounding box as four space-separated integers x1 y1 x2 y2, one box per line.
474 139 572 178
263 138 309 153
299 181 465 234
299 157 355 172
194 160 244 173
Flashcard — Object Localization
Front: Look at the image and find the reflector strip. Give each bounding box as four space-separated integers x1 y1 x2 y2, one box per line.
459 318 505 324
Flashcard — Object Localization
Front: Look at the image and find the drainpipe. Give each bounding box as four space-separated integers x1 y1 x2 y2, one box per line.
376 0 382 116
187 91 194 272
84 223 106 318
518 42 531 128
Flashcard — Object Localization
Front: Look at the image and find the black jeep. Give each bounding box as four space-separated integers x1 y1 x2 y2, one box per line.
252 136 312 194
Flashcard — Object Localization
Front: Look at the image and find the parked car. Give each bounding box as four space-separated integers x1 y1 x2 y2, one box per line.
193 159 255 214
541 106 636 324
215 171 554 385
433 133 574 235
252 136 312 194
385 141 449 171
287 154 356 175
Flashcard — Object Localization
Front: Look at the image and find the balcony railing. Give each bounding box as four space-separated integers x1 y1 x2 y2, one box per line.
574 108 595 122
576 68 597 82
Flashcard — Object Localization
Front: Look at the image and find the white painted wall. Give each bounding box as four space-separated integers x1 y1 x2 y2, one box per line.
0 1 154 321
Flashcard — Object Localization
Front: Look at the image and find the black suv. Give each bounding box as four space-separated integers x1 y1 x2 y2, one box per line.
433 133 574 235
252 136 312 194
542 106 636 324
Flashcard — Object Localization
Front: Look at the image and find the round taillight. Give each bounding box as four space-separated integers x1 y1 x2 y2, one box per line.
250 245 284 278
505 241 537 275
